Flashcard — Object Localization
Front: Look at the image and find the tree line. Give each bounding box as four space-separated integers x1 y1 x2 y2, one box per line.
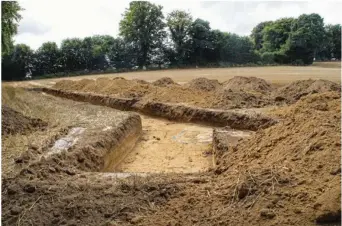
2 1 341 81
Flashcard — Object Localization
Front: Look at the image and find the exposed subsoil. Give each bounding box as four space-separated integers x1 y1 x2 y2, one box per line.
1 105 47 137
114 115 251 174
138 92 341 226
1 79 341 226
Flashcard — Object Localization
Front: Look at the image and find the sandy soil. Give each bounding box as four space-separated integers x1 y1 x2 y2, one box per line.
116 116 252 173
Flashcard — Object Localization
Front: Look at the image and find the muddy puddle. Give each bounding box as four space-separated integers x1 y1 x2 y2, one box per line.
108 115 253 174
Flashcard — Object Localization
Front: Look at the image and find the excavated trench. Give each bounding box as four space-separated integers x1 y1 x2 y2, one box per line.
97 115 254 174
111 115 254 173
32 88 275 175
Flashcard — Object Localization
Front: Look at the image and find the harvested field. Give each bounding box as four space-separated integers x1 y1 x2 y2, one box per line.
8 63 341 88
2 65 341 226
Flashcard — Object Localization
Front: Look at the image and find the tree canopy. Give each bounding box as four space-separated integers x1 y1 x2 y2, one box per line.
119 1 166 68
2 1 341 81
1 1 22 56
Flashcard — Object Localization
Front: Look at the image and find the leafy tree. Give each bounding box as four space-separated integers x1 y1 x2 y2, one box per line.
166 10 193 65
119 1 166 68
2 44 34 80
189 18 214 65
81 35 114 70
250 21 273 50
60 38 87 72
261 18 295 52
328 24 341 59
219 33 256 64
107 37 138 69
1 1 22 56
284 13 325 64
34 42 60 75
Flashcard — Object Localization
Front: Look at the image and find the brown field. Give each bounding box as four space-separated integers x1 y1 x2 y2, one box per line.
8 62 341 88
2 63 341 226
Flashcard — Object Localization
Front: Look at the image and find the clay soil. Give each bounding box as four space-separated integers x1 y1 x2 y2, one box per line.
1 74 341 226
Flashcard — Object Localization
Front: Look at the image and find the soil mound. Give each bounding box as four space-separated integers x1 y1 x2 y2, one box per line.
273 79 340 103
223 76 273 94
2 106 47 137
132 79 150 84
152 77 177 87
212 89 272 109
139 92 341 226
186 77 222 92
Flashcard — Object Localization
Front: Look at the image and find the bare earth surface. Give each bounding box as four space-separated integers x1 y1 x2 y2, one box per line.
7 63 341 88
116 115 214 173
1 63 341 226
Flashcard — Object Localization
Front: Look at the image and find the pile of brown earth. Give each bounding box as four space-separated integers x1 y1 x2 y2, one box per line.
223 76 274 94
185 77 222 92
273 79 341 103
1 91 340 226
53 77 216 108
53 77 340 110
152 77 178 87
138 92 341 225
1 105 47 137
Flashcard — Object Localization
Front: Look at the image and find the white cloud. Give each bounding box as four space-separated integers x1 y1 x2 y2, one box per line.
14 0 342 50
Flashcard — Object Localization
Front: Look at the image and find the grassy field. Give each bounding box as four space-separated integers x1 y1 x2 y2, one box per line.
7 62 341 88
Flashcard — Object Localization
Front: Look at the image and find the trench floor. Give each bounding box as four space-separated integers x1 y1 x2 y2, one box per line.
115 115 252 174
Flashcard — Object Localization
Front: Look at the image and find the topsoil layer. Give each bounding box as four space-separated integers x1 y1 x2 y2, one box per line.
53 77 340 109
1 105 47 137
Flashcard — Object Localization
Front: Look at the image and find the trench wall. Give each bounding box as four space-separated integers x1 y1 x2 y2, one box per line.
33 88 278 131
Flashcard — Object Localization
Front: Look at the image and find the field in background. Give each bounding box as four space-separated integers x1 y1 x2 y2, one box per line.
7 62 341 88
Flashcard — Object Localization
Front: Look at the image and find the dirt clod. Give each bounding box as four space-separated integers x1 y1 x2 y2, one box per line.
23 184 36 193
260 209 276 219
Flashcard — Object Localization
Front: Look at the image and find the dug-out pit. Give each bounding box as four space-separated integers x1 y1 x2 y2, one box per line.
34 89 272 175
101 115 253 174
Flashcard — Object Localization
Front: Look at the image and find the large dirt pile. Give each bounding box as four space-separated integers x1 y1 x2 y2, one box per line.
273 79 340 103
54 78 154 98
186 77 222 92
223 76 274 94
53 77 340 111
139 92 341 226
212 89 272 109
53 78 215 108
1 105 47 137
152 77 178 87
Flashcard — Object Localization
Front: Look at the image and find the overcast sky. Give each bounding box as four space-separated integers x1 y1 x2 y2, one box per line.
14 0 342 50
